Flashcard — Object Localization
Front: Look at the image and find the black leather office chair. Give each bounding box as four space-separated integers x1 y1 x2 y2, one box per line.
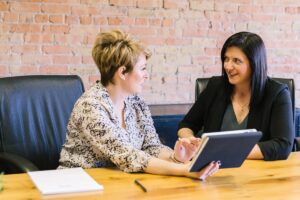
0 75 84 174
195 76 298 151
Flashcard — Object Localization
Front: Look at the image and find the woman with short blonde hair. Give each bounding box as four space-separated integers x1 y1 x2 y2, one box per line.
59 30 220 180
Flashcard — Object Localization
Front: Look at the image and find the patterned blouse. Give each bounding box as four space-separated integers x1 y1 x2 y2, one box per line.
58 82 172 172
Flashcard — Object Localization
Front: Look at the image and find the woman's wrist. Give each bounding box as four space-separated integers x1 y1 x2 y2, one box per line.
169 152 185 164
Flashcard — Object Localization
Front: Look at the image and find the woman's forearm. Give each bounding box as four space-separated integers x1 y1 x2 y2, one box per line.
144 157 186 176
144 157 220 180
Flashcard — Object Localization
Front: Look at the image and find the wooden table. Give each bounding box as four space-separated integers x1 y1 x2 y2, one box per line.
1 152 300 200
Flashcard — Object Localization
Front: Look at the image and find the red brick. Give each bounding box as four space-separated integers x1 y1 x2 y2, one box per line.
94 17 108 25
10 65 39 75
140 37 165 45
285 7 298 14
203 65 221 74
0 65 9 75
35 14 49 23
0 55 21 65
41 4 71 14
238 5 256 14
11 2 40 12
162 19 173 27
82 0 107 3
190 0 214 11
71 7 98 15
129 27 156 36
165 38 192 45
183 28 207 37
39 66 68 74
42 0 79 3
3 13 18 23
137 0 162 8
149 18 161 26
135 18 148 26
49 15 63 23
261 6 284 14
19 14 34 23
80 16 92 25
42 45 71 54
204 48 219 56
10 24 42 33
215 2 238 13
0 2 9 11
12 45 39 54
38 55 52 65
0 45 10 53
65 15 79 24
121 17 135 25
82 56 94 64
163 0 189 9
43 25 70 33
42 34 54 43
128 8 153 17
252 14 274 22
9 33 23 44
108 17 122 25
192 56 215 65
53 56 81 64
109 0 135 7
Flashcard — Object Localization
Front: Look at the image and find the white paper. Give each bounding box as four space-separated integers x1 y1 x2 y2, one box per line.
28 168 103 195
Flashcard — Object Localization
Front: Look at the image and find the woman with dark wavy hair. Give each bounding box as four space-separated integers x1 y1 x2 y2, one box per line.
178 32 294 161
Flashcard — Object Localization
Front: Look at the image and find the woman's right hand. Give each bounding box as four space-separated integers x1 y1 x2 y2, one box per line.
174 137 201 163
183 161 221 180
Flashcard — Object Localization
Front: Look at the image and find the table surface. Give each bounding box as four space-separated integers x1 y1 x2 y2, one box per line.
1 152 300 200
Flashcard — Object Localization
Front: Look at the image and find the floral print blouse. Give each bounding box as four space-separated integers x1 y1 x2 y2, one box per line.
58 82 172 172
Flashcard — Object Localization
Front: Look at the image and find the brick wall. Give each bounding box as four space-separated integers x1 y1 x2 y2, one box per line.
0 0 300 106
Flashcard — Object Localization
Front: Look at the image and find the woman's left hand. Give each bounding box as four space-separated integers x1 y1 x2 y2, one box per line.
173 137 201 163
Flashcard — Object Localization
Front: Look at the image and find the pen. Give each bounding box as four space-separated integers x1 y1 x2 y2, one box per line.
134 179 147 192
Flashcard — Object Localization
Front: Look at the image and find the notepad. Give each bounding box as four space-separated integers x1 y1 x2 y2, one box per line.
189 129 262 172
28 168 103 195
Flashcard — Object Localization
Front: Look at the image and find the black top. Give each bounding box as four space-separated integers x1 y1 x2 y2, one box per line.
220 103 248 131
179 76 294 161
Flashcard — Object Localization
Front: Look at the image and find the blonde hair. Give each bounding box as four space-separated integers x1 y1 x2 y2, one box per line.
92 30 151 86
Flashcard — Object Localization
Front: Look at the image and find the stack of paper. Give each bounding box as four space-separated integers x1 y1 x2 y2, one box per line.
28 168 103 195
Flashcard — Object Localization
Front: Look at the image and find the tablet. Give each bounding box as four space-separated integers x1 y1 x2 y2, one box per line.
189 129 262 172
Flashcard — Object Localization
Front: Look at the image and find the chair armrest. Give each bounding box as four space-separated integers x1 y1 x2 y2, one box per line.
0 152 39 174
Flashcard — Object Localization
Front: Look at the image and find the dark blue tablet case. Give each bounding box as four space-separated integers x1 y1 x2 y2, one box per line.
189 131 262 172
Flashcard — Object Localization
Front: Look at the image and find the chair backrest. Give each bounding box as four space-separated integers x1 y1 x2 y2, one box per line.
195 77 295 118
0 75 84 171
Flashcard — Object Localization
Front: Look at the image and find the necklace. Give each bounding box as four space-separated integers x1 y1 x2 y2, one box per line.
237 101 249 113
231 96 249 113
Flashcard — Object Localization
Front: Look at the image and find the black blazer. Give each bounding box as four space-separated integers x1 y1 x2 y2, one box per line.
179 76 294 161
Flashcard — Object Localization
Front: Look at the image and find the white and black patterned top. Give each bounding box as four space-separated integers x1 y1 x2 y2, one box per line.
58 82 172 172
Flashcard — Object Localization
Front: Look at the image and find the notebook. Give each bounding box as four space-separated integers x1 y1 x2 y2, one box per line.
189 129 262 172
28 167 103 195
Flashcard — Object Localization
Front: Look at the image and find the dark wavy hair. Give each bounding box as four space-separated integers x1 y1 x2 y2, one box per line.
221 32 268 106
